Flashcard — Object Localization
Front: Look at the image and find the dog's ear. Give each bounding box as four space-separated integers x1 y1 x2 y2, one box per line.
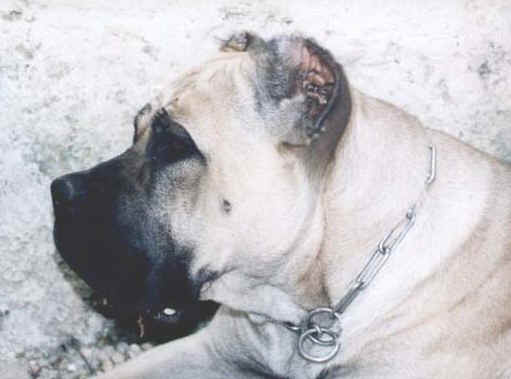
219 33 351 172
247 34 351 148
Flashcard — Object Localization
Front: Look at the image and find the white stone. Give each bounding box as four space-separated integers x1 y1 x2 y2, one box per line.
163 308 176 316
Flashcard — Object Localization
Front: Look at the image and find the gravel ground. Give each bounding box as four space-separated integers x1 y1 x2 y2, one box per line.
24 337 153 379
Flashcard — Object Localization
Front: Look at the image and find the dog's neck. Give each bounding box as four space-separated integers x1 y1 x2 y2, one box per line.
290 89 433 324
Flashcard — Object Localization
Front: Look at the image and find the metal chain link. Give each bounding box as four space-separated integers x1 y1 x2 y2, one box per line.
334 206 417 315
285 145 437 363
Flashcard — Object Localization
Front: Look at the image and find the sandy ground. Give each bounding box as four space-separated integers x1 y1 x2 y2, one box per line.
1 0 510 378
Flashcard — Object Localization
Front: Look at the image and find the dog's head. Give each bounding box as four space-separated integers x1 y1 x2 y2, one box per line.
51 32 351 333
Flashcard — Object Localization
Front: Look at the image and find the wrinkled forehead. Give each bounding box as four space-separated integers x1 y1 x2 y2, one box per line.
168 53 256 120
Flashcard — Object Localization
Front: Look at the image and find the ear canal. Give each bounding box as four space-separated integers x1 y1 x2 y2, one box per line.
294 39 341 140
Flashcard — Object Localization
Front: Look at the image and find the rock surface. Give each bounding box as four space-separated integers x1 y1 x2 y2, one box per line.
1 0 510 378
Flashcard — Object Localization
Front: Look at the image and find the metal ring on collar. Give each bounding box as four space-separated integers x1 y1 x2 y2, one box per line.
304 307 341 345
298 328 341 363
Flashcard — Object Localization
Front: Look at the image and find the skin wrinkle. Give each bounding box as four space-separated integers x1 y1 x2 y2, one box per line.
316 116 355 305
295 245 329 307
389 213 491 325
316 363 362 379
295 163 338 308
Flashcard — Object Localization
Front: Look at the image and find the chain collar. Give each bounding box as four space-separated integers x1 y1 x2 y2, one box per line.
282 145 437 363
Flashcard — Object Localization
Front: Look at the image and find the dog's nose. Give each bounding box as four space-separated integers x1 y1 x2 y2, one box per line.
51 174 87 206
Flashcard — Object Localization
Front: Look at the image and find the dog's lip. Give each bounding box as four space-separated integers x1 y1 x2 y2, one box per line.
92 295 182 320
136 306 183 338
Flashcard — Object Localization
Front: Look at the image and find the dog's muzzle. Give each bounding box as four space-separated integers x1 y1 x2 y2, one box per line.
51 166 217 341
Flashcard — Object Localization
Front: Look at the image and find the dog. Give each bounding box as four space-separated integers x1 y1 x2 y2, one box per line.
51 32 511 378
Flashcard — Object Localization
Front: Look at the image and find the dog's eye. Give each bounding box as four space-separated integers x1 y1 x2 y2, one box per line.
146 108 200 165
151 108 172 135
150 108 191 140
